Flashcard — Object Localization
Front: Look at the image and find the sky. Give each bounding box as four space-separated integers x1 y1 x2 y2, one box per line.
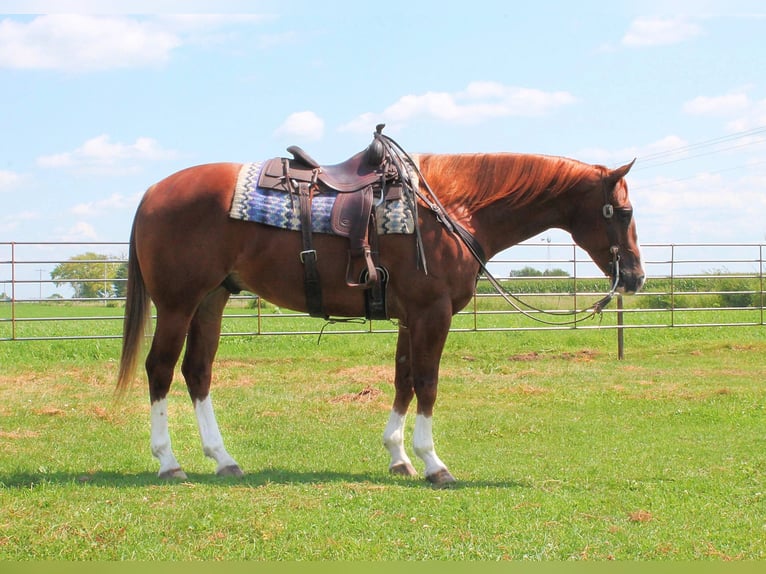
1 0 766 295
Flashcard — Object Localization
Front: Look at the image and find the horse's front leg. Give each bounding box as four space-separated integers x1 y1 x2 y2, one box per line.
386 304 456 486
411 307 455 486
383 325 418 477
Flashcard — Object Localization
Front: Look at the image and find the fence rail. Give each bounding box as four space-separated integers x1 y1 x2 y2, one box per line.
1 241 765 356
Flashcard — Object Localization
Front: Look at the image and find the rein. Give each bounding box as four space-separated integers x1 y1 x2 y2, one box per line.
478 250 621 326
375 127 622 326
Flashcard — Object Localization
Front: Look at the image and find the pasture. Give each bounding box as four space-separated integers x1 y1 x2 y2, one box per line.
0 308 764 560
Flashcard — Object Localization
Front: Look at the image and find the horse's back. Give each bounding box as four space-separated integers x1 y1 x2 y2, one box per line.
140 162 242 215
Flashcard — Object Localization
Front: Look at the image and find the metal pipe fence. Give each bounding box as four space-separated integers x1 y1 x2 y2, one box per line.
1 241 765 354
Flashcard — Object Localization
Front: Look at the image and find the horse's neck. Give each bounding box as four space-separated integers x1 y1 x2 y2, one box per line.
420 153 577 259
471 199 568 259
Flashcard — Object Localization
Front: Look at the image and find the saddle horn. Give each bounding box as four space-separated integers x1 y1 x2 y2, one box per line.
366 124 387 167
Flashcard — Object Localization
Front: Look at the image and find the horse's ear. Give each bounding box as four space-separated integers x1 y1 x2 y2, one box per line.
607 158 636 184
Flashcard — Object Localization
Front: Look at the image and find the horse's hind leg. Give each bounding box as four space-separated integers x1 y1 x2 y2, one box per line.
146 310 192 480
182 287 243 477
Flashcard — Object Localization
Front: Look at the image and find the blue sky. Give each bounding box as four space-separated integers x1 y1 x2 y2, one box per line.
1 1 765 277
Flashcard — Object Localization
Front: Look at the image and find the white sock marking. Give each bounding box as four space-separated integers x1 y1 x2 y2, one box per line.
383 410 414 470
194 395 239 472
150 399 182 476
413 413 447 477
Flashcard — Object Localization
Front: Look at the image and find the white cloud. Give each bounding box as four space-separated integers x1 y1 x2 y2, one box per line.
274 111 325 141
725 105 766 133
622 17 703 47
0 170 23 191
577 135 689 167
37 135 179 173
0 13 268 72
631 171 766 243
70 192 142 217
683 93 750 116
340 82 577 132
0 1 266 14
0 210 39 233
682 90 766 132
59 221 98 241
0 15 181 72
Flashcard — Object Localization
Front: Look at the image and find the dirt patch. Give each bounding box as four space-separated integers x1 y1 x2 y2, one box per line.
508 349 600 362
0 429 40 439
628 510 653 523
508 351 545 362
331 365 394 386
34 406 66 416
499 384 550 396
329 386 384 404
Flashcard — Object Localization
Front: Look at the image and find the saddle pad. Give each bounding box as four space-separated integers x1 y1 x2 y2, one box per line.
228 162 415 235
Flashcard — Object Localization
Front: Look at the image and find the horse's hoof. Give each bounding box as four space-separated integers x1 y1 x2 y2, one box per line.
426 468 457 488
158 468 188 480
389 462 418 477
217 464 245 478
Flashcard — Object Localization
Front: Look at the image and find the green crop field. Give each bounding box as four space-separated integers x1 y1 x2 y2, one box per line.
0 304 764 560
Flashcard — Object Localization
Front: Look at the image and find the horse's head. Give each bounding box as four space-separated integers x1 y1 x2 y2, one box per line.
570 160 645 294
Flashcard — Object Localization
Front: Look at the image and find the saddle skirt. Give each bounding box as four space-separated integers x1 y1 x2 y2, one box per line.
228 161 416 235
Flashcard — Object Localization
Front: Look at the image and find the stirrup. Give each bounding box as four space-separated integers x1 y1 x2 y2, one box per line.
346 247 378 289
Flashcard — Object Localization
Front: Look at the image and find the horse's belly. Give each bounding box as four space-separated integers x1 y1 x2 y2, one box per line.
232 228 372 317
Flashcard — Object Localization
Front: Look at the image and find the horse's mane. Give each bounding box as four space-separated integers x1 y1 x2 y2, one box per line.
418 153 604 212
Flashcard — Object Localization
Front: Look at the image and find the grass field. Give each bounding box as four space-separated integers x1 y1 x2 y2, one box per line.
0 306 765 560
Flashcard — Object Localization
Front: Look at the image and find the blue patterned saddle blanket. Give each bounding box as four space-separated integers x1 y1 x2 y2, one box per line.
229 161 415 235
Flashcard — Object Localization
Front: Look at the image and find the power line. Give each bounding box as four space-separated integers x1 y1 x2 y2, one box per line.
632 125 766 171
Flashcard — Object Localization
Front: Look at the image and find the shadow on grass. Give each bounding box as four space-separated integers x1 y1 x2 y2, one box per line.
0 467 530 490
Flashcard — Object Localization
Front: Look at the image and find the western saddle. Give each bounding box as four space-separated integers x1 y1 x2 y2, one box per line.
256 125 413 320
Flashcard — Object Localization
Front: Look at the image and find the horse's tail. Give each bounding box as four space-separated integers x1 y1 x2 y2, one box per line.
115 211 151 399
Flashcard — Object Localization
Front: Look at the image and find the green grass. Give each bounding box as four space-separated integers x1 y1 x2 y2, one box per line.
0 309 765 560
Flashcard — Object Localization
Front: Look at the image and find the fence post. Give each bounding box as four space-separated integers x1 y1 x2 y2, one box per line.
10 242 16 340
670 244 676 327
616 294 624 360
761 244 764 326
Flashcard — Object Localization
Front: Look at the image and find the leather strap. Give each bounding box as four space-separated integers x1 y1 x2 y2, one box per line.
364 211 388 320
337 185 377 288
452 221 487 265
297 180 326 318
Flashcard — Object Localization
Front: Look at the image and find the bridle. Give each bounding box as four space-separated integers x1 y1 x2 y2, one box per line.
469 197 625 326
470 177 629 326
372 128 629 325
598 174 633 305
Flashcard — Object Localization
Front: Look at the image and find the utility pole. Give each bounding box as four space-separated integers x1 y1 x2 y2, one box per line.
36 268 44 301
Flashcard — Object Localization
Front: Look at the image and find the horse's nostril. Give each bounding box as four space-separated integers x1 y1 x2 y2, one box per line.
618 272 646 294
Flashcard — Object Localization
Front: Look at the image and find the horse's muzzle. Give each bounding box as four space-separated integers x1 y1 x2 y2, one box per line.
617 270 645 295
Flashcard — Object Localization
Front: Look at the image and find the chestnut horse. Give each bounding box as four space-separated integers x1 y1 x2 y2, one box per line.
116 145 644 486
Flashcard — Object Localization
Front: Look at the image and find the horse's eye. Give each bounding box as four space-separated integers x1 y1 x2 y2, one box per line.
615 208 633 223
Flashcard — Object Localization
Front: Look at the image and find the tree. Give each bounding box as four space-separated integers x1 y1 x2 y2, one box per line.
510 266 543 277
50 252 124 299
113 262 128 298
509 266 570 277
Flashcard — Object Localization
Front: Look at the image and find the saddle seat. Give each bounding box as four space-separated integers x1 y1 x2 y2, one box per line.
286 136 388 193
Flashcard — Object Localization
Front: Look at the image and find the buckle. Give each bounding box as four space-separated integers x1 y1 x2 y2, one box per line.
299 249 317 264
602 204 614 219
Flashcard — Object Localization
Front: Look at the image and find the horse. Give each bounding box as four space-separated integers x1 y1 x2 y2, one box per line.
116 137 645 487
